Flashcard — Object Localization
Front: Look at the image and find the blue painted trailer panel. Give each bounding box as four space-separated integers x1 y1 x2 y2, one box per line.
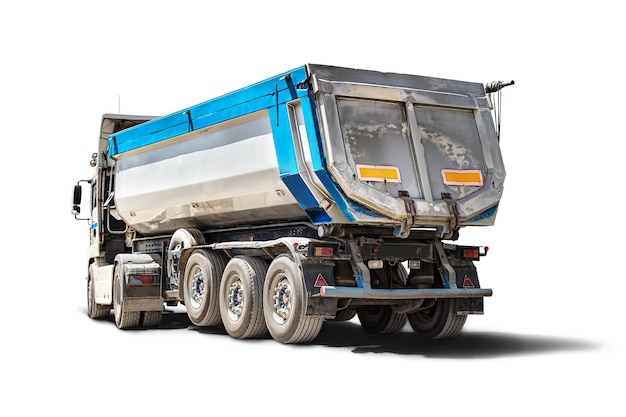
109 65 310 157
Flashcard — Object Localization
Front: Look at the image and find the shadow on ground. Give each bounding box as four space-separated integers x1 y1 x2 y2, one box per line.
314 320 599 358
85 308 599 358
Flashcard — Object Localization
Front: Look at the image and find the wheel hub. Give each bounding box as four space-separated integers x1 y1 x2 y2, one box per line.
272 278 291 322
227 279 244 320
190 268 205 309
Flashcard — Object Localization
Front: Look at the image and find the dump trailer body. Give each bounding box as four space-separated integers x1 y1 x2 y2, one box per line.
109 64 504 239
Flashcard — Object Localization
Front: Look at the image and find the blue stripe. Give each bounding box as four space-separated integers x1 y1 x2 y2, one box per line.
108 66 309 158
269 93 332 223
300 95 367 223
466 205 498 223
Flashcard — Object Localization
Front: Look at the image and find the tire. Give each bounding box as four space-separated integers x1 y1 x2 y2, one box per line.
328 308 357 322
407 298 467 339
87 277 109 319
219 256 269 339
113 265 140 329
183 249 226 327
141 310 162 327
357 305 407 335
263 255 323 344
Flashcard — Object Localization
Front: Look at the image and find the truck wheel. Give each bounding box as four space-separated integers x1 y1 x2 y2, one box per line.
263 255 323 344
183 249 226 327
407 299 467 339
219 256 269 339
113 265 140 329
357 305 407 335
87 277 109 319
141 311 162 327
328 308 357 322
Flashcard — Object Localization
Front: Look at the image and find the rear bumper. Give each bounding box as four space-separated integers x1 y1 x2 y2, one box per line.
316 286 492 300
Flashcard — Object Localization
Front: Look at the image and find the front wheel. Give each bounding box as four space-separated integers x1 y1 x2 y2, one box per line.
87 277 109 319
263 256 323 344
407 298 467 339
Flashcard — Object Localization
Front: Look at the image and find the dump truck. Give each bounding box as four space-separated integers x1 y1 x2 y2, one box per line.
72 64 513 343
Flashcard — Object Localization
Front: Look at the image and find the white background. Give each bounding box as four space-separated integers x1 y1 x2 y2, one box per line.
1 1 623 415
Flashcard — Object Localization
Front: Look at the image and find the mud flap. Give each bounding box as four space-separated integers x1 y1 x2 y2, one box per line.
455 297 484 315
452 261 484 314
302 260 337 316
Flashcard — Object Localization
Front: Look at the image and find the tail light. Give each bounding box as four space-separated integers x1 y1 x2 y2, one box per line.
308 242 339 258
128 274 157 285
459 246 488 260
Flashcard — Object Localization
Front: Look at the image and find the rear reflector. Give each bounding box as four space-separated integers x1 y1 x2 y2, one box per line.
357 164 401 183
441 169 483 186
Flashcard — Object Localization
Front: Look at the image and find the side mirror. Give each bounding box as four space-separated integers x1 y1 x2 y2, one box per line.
72 180 91 220
72 184 82 215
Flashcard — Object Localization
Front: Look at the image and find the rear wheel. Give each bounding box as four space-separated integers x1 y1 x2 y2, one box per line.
183 249 226 327
141 310 162 327
113 265 140 329
357 305 407 335
329 308 357 322
219 256 268 339
407 298 467 339
263 255 323 344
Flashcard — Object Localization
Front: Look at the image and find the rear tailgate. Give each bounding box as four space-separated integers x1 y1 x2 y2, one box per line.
309 64 505 236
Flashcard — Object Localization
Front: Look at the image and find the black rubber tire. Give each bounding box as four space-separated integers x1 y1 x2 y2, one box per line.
113 265 140 329
328 308 357 322
183 249 227 327
87 277 110 319
263 255 323 344
141 310 162 327
357 305 407 335
407 298 467 339
219 256 269 339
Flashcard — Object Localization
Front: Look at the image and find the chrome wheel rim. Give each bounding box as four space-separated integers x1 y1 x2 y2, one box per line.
226 277 244 321
189 266 205 310
271 275 291 324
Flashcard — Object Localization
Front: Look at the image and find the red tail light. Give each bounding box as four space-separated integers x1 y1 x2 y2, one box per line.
462 249 480 259
128 274 155 285
314 247 334 257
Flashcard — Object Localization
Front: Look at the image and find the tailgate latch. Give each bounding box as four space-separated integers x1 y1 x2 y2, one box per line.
394 190 416 238
442 192 460 240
